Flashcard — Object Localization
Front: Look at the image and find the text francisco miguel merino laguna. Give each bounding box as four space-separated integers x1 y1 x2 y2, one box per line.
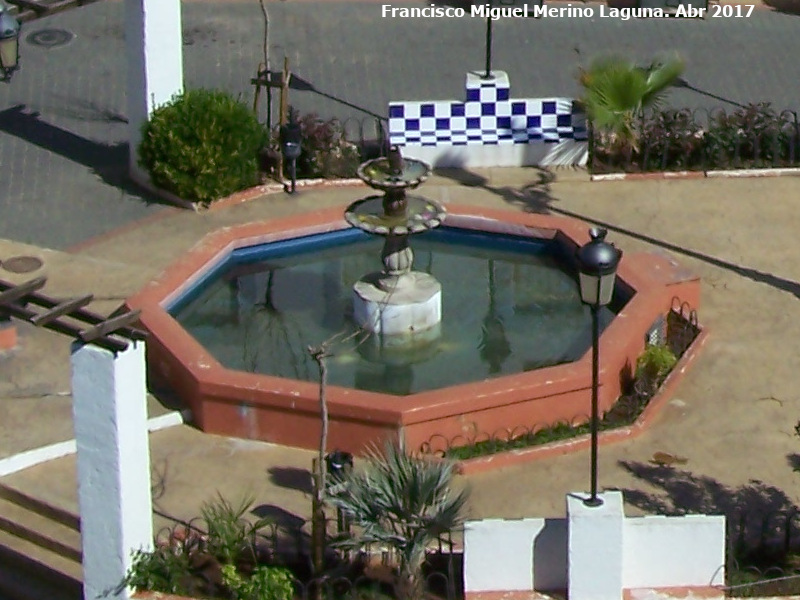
382 3 693 19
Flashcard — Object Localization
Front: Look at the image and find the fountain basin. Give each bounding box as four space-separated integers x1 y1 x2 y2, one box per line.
127 206 700 457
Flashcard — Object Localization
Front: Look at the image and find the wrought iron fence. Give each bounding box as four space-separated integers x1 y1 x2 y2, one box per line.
338 116 390 160
724 510 800 596
589 105 800 175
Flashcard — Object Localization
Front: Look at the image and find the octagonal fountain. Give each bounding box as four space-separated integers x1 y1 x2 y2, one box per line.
128 157 701 459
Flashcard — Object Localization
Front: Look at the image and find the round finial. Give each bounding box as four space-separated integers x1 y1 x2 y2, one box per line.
589 227 607 242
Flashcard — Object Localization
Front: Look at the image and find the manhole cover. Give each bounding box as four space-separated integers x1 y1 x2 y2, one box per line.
26 29 75 48
2 256 44 274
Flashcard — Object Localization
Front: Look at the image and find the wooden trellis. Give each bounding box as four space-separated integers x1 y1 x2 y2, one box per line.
6 0 105 22
0 276 146 352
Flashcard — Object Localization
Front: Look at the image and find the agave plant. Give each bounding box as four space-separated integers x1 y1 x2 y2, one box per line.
326 441 469 600
579 54 685 155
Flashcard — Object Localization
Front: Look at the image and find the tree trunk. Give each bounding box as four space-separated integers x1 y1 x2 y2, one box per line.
395 558 425 600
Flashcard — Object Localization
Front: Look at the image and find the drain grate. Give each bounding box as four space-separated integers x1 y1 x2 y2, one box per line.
26 29 75 48
2 256 44 274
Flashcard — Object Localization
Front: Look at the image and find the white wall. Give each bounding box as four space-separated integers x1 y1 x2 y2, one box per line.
463 496 726 598
464 517 568 593
623 515 726 588
400 140 588 169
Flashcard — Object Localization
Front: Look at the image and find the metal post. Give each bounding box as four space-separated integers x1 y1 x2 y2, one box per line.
586 302 603 507
484 10 493 79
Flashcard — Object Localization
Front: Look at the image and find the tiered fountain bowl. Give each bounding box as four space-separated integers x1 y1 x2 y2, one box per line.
345 146 447 346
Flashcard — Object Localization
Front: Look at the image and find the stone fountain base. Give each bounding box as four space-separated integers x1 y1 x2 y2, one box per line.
353 271 441 337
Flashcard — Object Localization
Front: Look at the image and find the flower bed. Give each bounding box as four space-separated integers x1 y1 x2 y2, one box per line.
427 306 706 474
590 103 800 175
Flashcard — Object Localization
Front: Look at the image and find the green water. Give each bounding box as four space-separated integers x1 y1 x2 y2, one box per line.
173 236 616 396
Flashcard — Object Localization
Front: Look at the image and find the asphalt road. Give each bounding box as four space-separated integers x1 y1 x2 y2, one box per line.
0 1 797 248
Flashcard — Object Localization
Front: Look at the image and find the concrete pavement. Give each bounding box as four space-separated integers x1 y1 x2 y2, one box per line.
1 1 800 248
4 167 800 525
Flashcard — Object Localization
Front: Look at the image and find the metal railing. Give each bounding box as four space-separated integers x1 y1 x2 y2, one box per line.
589 105 800 175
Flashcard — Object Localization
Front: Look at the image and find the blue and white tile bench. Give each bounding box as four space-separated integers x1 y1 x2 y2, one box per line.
388 71 588 168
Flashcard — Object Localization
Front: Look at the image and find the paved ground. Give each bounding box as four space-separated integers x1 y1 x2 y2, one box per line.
3 0 800 592
2 0 800 248
4 168 800 529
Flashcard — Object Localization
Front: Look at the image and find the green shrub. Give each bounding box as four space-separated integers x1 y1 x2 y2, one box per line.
125 547 195 596
635 343 677 397
201 493 271 565
222 564 294 600
704 103 792 168
139 89 268 205
273 109 361 179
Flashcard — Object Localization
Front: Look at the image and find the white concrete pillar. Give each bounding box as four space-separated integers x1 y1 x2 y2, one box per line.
125 0 184 176
567 491 625 600
71 341 154 600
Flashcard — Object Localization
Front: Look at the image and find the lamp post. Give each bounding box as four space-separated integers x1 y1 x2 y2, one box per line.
576 228 622 507
279 114 302 194
0 1 20 82
325 450 354 533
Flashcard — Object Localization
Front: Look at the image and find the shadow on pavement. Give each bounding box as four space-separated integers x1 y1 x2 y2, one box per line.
436 166 555 213
616 460 800 516
289 73 387 122
671 78 747 109
0 104 169 207
268 466 313 495
439 165 800 301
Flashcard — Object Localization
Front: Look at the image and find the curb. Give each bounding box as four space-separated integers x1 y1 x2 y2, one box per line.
454 327 709 476
591 167 800 181
141 177 367 214
0 409 190 478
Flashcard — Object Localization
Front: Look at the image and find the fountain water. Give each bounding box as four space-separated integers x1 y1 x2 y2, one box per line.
345 146 447 344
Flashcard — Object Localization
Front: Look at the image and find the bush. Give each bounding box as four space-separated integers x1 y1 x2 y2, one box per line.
222 564 294 600
273 109 361 179
124 494 274 599
635 343 677 397
201 493 271 566
139 89 268 205
591 103 800 173
640 109 705 171
704 103 792 168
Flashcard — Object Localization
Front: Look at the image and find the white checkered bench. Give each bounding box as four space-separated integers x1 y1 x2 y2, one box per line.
388 71 588 168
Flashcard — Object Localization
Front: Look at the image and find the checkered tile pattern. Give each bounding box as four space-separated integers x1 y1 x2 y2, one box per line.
388 74 587 148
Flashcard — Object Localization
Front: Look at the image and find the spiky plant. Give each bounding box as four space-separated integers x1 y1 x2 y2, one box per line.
579 54 685 155
326 441 469 600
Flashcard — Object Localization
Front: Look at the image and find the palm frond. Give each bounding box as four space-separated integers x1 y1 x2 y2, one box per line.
327 440 468 569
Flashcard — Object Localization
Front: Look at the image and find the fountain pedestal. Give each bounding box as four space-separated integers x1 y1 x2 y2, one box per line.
346 146 446 345
353 271 441 337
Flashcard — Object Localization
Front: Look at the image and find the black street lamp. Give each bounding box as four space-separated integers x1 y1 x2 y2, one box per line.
279 115 302 194
0 1 20 82
576 228 622 508
325 450 354 533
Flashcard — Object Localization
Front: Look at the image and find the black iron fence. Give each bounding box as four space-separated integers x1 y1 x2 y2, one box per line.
338 116 390 160
589 104 800 175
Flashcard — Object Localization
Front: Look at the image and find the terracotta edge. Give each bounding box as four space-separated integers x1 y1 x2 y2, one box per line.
455 326 709 475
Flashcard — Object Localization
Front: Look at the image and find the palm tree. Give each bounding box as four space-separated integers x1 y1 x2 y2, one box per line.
579 54 685 155
326 441 469 600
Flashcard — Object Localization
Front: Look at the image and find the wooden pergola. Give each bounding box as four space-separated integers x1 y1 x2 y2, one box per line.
7 0 105 22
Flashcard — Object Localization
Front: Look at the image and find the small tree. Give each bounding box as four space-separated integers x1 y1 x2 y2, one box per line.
579 54 685 156
327 441 469 600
